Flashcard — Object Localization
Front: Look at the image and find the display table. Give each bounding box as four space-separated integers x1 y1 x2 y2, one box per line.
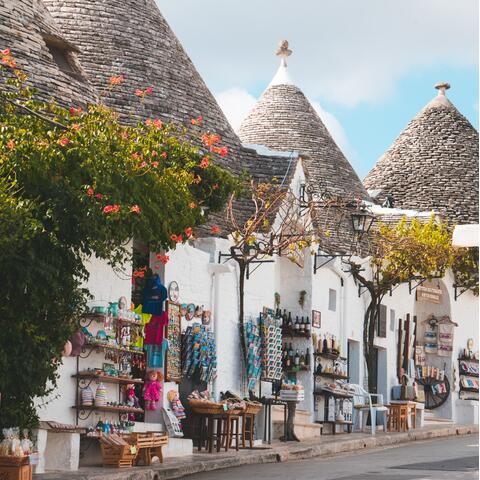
261 398 287 444
388 401 419 431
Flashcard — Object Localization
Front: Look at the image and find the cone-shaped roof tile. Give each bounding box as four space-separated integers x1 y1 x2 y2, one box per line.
364 84 479 225
0 0 97 106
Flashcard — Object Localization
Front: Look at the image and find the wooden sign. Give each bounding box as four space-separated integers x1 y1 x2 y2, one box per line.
165 301 182 382
416 284 442 304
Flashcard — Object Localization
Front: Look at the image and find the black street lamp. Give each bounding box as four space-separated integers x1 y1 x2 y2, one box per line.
351 207 375 235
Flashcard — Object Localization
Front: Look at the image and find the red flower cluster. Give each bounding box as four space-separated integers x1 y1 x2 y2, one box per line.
199 157 209 169
1 48 16 68
109 74 125 86
211 145 228 157
103 204 120 214
170 234 183 243
6 140 14 150
201 133 220 147
135 86 153 97
156 254 170 265
189 202 196 209
191 116 203 125
133 266 147 278
69 107 82 116
130 205 141 214
58 137 69 146
211 225 220 235
184 227 193 238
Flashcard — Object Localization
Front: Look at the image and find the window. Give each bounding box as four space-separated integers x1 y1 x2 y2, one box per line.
389 309 396 332
377 304 387 338
328 288 336 312
44 35 84 81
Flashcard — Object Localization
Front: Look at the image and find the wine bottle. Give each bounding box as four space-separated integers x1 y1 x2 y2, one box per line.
294 316 300 331
319 335 324 353
294 350 300 366
306 316 311 333
306 347 310 366
289 343 294 358
300 316 305 333
300 353 305 367
288 311 293 328
323 335 329 353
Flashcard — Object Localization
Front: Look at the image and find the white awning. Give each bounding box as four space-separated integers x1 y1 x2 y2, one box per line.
452 225 479 247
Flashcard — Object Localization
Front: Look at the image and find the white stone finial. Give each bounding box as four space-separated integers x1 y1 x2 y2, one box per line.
269 40 294 87
435 82 451 96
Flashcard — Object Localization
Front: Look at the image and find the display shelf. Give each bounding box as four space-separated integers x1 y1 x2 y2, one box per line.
284 366 310 374
314 372 349 380
322 420 353 425
459 372 479 378
458 357 479 363
73 372 144 385
83 342 145 356
459 386 479 393
81 313 143 327
313 389 352 399
72 405 144 414
281 327 311 339
313 352 343 361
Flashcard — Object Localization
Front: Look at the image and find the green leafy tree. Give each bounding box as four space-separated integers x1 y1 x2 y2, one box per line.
0 50 235 428
344 216 467 393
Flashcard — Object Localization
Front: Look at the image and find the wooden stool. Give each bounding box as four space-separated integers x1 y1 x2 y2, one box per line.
242 413 255 449
387 404 408 432
223 414 240 451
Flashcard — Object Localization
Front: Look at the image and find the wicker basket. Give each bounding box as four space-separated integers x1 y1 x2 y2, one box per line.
244 402 263 415
188 399 224 415
0 455 30 466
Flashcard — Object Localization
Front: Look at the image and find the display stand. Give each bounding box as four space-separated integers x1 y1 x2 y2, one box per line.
458 357 479 401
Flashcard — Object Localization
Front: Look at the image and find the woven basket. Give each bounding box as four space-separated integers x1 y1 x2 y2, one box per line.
244 402 262 415
0 455 30 466
189 399 224 415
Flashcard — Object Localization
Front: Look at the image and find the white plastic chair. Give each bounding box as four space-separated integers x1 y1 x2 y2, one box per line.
348 384 388 435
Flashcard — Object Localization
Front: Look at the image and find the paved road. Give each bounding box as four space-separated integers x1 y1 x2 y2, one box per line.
186 435 478 480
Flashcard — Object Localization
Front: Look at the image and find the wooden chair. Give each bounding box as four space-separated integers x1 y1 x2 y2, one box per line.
241 413 255 449
387 404 408 432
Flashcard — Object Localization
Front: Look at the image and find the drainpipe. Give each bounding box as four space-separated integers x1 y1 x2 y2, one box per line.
327 261 347 357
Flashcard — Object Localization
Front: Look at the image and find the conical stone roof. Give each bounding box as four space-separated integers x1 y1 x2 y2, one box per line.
238 43 369 253
43 0 296 234
0 0 97 106
364 83 479 225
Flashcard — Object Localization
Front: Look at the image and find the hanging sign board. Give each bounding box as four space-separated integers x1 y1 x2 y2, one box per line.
416 284 442 304
165 301 182 382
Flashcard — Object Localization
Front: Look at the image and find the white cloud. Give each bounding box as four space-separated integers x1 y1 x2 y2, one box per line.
157 0 478 107
215 88 257 131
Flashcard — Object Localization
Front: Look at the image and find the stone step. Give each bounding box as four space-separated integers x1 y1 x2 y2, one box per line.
272 420 322 441
271 405 311 423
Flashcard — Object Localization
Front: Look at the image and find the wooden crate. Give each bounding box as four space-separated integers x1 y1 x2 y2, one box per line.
99 435 137 468
0 464 32 480
128 433 168 465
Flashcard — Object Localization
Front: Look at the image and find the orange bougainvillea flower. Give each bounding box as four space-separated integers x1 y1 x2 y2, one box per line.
109 74 124 86
130 205 141 214
135 89 144 97
72 123 81 131
153 119 162 130
1 48 10 56
199 157 209 169
120 130 129 140
151 150 158 157
145 119 152 126
58 137 69 146
6 140 14 150
211 225 220 235
161 152 167 158
133 266 147 278
140 161 147 168
69 106 82 116
152 161 159 168
219 146 228 157
170 234 178 242
184 227 193 238
86 187 94 197
201 133 220 147
189 202 196 209
1 49 16 68
95 193 102 200
191 116 203 125
212 183 219 190
156 254 170 265
145 86 153 95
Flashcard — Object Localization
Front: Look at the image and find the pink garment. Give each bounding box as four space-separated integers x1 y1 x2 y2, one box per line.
144 312 168 345
144 380 162 402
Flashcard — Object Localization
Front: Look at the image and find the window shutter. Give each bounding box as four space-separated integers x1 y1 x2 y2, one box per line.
377 304 387 338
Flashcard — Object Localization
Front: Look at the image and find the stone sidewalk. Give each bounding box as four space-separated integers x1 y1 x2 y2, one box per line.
35 424 478 480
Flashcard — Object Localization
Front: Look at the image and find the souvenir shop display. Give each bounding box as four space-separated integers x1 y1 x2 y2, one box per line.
458 340 479 401
185 303 195 321
415 363 450 409
0 427 37 478
81 386 94 406
245 317 262 390
277 309 312 338
124 384 140 420
282 344 310 372
312 332 340 357
144 371 163 411
279 382 305 402
182 323 217 383
261 308 283 382
162 408 184 438
202 310 211 326
167 390 186 421
94 383 108 407
165 302 182 382
168 281 180 302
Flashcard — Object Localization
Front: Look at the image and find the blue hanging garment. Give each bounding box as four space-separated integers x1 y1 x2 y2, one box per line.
142 274 167 315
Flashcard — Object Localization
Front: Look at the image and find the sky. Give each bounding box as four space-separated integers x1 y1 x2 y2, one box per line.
156 0 479 178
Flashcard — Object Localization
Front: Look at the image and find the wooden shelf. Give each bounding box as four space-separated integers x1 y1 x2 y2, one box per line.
82 313 143 327
73 405 144 414
73 373 144 384
313 389 352 399
460 372 479 378
282 327 311 339
313 352 344 361
314 372 349 380
84 342 145 356
284 367 310 374
458 357 479 363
